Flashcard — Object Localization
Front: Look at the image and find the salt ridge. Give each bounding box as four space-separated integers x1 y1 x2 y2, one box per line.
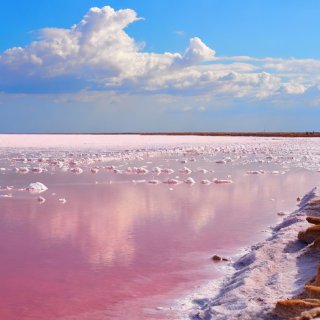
175 187 320 320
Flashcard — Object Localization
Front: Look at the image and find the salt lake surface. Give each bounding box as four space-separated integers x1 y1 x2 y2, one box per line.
0 135 319 320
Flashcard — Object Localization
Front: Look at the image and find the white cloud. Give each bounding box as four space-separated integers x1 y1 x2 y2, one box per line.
175 30 186 36
0 5 319 104
174 37 215 66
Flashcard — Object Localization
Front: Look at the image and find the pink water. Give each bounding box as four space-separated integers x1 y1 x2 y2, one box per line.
0 136 319 319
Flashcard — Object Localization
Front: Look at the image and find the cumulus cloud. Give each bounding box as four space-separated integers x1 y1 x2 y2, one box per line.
175 37 215 66
0 6 216 93
0 5 318 103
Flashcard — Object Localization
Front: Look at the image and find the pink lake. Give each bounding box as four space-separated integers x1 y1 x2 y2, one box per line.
0 135 319 319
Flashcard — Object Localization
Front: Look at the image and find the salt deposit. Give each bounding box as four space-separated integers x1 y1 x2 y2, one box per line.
213 179 233 184
26 182 48 194
16 167 29 174
105 165 116 171
178 167 192 174
246 170 264 175
129 167 149 174
132 179 146 184
161 168 175 174
177 188 320 320
0 194 12 198
163 179 180 185
90 168 99 174
31 167 44 173
152 167 162 174
37 196 46 204
70 167 83 174
185 177 196 185
148 180 160 184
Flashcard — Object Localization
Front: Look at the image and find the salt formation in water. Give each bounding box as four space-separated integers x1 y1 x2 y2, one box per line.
1 186 13 190
160 168 175 174
152 167 162 174
246 170 264 175
185 177 196 185
163 179 180 185
27 182 48 194
127 167 149 174
16 167 30 174
37 196 46 204
148 180 160 184
178 167 192 174
31 167 44 173
213 178 233 184
105 165 116 171
58 198 67 204
132 179 146 184
201 179 211 185
90 168 99 174
70 167 83 174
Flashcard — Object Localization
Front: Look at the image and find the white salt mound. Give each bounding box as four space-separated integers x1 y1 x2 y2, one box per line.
179 167 192 174
163 179 180 185
27 182 48 194
70 167 83 174
152 167 162 174
16 167 30 174
161 168 175 174
185 177 196 185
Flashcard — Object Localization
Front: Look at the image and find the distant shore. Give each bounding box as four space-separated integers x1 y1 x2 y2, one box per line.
2 132 320 137
142 132 320 138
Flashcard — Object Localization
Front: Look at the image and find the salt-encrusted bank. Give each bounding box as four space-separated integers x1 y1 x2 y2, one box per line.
177 188 320 320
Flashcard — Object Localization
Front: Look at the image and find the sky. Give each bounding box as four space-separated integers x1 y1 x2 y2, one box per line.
0 0 320 133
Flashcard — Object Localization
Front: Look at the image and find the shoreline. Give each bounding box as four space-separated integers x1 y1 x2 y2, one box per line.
176 187 320 320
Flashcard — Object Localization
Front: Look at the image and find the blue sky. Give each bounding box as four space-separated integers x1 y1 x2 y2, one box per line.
0 1 320 132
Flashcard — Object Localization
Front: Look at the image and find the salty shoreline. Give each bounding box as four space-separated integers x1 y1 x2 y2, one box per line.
177 187 320 320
